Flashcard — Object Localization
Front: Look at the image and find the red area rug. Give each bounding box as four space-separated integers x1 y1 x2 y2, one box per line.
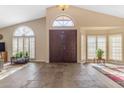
93 64 124 87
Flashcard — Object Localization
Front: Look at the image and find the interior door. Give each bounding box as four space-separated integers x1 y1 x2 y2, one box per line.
49 29 77 63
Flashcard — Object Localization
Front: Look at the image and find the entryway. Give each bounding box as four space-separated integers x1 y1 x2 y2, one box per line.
49 29 77 63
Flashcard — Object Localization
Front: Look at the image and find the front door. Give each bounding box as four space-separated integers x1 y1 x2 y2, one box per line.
49 29 77 63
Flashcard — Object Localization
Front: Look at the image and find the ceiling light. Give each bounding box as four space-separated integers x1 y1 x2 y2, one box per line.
58 5 69 11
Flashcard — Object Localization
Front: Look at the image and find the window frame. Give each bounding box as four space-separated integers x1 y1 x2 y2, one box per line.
109 34 122 61
12 26 36 59
86 35 106 60
87 35 97 59
52 15 75 27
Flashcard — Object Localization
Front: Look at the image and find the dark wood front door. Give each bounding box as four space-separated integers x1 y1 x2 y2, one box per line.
49 29 77 63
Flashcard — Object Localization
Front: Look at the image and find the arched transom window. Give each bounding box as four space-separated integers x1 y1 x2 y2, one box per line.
52 15 74 27
14 26 34 36
13 26 35 59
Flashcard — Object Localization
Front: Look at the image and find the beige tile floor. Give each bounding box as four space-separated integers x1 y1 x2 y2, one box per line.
0 62 122 88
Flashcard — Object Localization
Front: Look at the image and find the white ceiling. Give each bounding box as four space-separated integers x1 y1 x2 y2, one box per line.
0 5 51 28
0 5 124 29
77 5 124 18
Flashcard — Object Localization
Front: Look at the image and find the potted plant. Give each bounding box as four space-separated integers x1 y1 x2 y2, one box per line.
20 52 23 58
11 51 29 64
15 52 20 58
25 51 29 62
25 51 29 57
96 49 104 59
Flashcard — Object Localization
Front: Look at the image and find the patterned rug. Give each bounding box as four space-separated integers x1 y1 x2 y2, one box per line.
0 63 27 80
93 63 124 87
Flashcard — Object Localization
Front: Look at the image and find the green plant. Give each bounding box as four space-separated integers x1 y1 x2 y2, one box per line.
15 51 29 58
25 51 29 57
20 52 23 58
23 51 28 57
96 49 104 59
15 52 20 58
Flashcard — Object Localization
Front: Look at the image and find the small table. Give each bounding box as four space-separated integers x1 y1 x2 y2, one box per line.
94 58 105 64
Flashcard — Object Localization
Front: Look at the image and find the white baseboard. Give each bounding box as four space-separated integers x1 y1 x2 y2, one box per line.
30 60 47 63
30 60 86 64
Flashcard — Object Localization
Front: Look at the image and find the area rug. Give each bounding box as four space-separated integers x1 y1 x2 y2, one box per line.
0 63 27 80
93 63 124 87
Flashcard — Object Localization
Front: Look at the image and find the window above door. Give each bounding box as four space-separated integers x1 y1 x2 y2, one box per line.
52 15 74 27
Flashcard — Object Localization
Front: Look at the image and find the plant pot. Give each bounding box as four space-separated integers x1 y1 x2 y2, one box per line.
98 57 102 59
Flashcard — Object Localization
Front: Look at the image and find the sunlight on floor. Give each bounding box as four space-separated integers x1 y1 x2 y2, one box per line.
0 63 27 80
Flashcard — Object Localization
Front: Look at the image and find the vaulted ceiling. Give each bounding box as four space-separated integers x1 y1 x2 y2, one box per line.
0 5 124 28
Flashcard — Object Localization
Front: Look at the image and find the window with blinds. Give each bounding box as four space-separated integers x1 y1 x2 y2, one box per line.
87 36 96 59
109 34 122 61
13 26 35 59
87 35 106 59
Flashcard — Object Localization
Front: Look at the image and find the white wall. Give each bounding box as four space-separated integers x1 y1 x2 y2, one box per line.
0 6 124 63
0 18 46 62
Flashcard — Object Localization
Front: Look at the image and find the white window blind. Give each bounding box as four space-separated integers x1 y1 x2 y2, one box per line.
87 35 106 59
13 26 35 59
109 34 122 61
